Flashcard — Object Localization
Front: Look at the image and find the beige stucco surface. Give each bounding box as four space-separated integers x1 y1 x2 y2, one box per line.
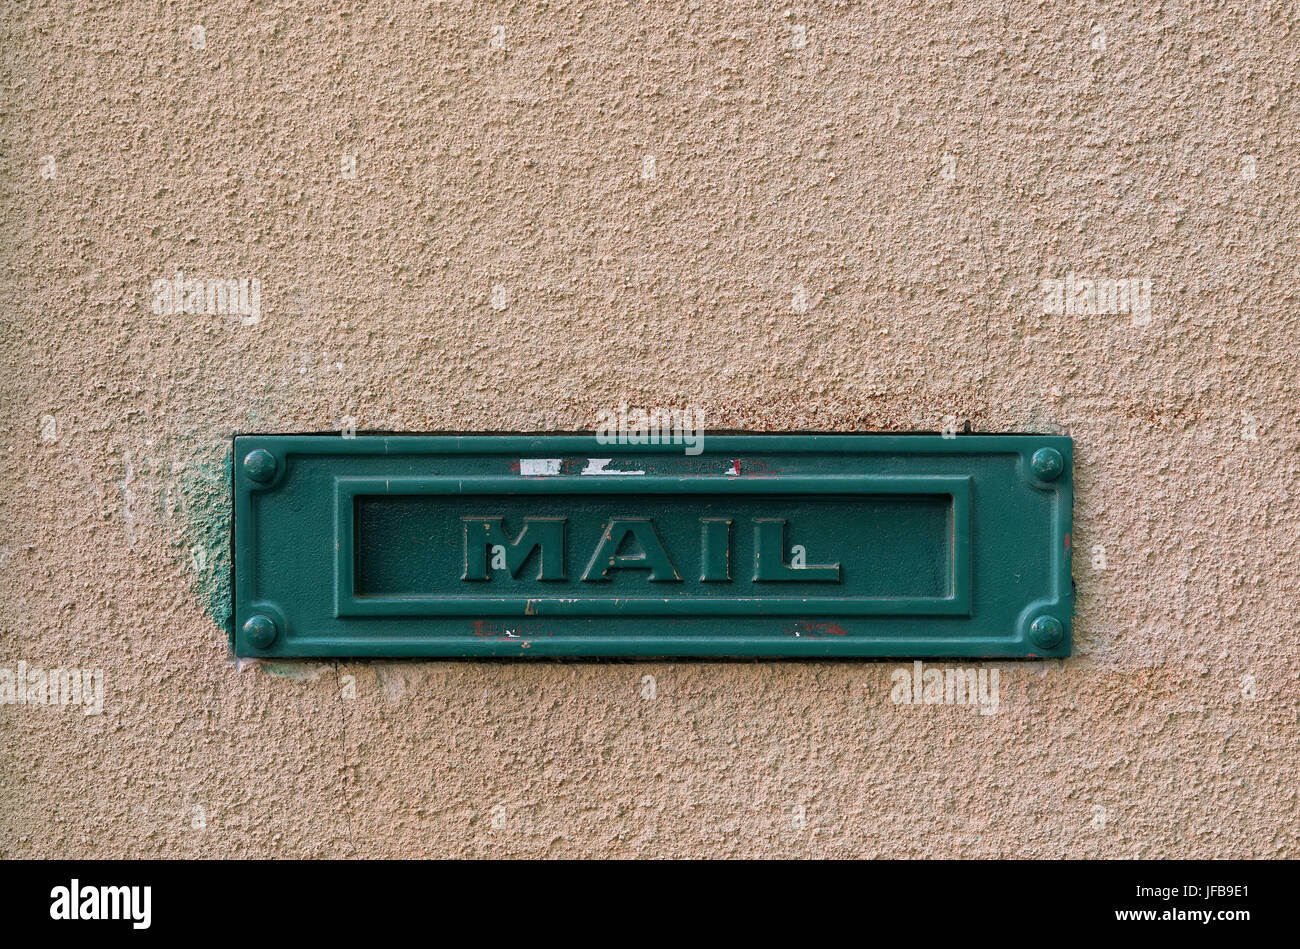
2 1 1298 858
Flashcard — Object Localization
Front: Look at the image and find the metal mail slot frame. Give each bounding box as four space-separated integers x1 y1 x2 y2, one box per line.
232 434 1073 659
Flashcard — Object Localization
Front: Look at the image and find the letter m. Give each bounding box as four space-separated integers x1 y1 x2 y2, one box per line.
462 518 566 580
101 886 130 920
207 279 240 316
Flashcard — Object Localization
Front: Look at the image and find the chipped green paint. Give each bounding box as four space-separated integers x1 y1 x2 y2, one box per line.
178 448 233 644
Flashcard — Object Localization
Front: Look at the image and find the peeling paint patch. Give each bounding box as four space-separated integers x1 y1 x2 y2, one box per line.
581 458 645 475
520 458 562 476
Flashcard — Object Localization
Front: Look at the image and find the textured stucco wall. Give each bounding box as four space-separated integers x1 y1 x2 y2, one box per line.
2 1 1298 858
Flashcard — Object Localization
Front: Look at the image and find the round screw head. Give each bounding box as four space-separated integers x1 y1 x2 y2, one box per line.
1030 447 1064 481
243 614 278 649
243 448 277 482
1029 615 1064 650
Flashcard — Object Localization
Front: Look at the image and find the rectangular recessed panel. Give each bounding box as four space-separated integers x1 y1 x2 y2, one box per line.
232 434 1072 658
353 492 953 603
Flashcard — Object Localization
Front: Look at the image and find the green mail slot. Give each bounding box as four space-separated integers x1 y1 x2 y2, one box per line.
232 434 1073 658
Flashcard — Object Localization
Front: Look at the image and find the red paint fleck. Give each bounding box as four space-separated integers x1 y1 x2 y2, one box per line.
733 460 742 475
1064 532 1071 550
790 620 848 638
472 619 503 638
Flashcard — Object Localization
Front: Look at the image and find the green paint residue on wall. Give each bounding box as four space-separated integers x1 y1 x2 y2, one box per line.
178 448 234 646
